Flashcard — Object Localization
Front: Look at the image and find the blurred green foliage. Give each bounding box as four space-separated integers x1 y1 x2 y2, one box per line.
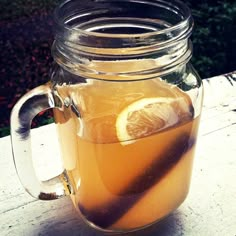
1 0 235 78
0 0 235 137
187 0 236 78
0 0 60 20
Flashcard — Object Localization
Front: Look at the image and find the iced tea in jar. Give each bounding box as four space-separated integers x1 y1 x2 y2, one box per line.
11 0 203 233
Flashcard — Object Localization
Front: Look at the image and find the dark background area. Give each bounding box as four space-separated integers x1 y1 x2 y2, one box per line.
0 0 236 137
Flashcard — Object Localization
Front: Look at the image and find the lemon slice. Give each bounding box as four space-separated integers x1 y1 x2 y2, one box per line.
116 96 193 143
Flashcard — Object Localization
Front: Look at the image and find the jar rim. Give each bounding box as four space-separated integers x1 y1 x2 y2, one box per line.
54 0 192 40
52 0 193 80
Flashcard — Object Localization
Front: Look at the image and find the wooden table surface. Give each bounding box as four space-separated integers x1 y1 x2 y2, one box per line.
0 74 236 236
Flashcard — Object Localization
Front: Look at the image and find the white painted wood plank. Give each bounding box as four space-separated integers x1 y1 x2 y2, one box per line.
0 73 236 236
1 111 235 236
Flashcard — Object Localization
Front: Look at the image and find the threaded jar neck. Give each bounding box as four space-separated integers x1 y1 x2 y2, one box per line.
52 0 194 80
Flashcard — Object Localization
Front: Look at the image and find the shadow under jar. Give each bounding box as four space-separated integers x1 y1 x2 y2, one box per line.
11 0 203 233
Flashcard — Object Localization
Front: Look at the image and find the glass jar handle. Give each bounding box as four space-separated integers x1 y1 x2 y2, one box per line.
10 84 72 200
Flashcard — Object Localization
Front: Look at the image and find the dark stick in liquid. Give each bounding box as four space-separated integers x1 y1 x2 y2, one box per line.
79 133 195 228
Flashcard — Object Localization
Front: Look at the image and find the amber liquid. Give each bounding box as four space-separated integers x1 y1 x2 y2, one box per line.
54 79 200 231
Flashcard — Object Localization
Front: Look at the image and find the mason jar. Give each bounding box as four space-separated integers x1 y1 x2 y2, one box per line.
11 0 203 233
